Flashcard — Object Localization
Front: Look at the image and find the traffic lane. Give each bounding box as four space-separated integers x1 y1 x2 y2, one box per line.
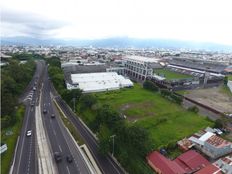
20 61 43 101
43 66 84 173
43 97 81 174
51 100 91 174
13 102 35 174
41 87 80 174
56 97 124 174
13 60 44 174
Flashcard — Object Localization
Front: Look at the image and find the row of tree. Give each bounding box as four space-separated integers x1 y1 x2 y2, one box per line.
143 80 183 104
1 59 35 128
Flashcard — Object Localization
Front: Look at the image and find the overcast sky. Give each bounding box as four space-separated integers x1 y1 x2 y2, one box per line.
1 0 232 45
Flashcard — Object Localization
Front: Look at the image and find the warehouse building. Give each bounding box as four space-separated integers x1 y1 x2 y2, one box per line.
66 72 133 93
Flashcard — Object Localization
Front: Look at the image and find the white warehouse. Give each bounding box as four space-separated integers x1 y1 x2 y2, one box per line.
66 72 133 93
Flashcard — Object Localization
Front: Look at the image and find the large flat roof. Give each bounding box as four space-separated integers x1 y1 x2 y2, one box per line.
124 55 159 63
69 72 133 93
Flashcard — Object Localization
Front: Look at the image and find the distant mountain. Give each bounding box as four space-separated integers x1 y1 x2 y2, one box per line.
1 36 232 52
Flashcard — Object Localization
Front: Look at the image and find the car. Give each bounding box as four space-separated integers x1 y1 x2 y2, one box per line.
30 101 35 106
26 130 32 137
51 114 55 118
66 155 73 163
54 152 62 162
43 109 47 114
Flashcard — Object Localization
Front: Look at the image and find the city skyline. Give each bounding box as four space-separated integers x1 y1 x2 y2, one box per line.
1 0 232 46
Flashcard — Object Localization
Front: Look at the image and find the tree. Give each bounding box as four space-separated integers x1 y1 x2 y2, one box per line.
214 119 224 128
61 89 82 106
143 80 159 92
98 124 111 155
95 105 122 131
79 94 97 110
47 57 61 67
123 125 152 157
224 76 228 85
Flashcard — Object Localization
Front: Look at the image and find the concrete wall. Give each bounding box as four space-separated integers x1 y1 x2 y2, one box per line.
227 80 232 93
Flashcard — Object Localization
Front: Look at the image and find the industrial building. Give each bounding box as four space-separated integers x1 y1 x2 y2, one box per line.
123 55 161 81
66 72 133 93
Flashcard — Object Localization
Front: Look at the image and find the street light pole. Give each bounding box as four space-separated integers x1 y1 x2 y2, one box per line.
110 135 116 156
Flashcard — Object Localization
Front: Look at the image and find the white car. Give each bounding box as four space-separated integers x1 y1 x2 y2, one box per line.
26 130 32 137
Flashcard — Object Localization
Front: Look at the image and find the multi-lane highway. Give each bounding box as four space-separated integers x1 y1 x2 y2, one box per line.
12 59 125 174
12 60 44 174
54 93 125 173
40 65 91 174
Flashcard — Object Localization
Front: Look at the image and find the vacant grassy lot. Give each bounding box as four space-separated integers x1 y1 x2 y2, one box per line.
154 69 192 80
1 106 25 174
95 84 213 148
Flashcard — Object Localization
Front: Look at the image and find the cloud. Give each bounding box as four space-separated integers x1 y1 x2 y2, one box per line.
1 8 68 38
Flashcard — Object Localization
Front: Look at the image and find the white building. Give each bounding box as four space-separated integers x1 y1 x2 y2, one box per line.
214 155 232 174
67 72 133 93
123 55 160 81
189 131 232 159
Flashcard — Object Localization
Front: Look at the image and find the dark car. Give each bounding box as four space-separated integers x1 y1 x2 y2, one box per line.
54 152 62 162
66 155 73 163
51 114 55 118
43 109 47 114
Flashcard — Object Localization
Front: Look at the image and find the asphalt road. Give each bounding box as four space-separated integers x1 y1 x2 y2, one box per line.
40 65 91 174
12 60 44 174
54 95 125 174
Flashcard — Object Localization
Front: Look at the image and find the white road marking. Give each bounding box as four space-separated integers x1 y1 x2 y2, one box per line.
53 129 56 136
66 166 71 174
59 145 62 152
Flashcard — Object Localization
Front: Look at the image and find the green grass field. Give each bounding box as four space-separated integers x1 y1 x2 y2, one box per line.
154 69 192 80
228 75 232 81
95 84 213 148
1 106 25 174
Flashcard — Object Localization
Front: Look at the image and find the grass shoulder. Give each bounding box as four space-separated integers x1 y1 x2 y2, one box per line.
1 105 25 174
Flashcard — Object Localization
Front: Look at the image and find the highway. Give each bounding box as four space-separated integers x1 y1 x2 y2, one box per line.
12 60 44 174
54 95 125 173
12 59 124 174
40 65 91 174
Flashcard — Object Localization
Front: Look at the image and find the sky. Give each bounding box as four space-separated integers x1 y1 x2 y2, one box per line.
1 0 232 45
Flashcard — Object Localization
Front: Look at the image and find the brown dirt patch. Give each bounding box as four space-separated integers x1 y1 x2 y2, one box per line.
185 86 232 113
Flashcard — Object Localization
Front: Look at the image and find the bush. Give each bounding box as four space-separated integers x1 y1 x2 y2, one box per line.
143 80 159 92
79 94 97 110
214 119 224 128
187 106 199 113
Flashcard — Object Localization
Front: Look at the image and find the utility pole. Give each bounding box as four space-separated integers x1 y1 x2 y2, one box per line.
110 135 116 156
73 97 76 112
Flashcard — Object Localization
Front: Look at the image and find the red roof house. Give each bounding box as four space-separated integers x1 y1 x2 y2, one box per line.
147 151 185 174
195 164 222 174
147 150 210 174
